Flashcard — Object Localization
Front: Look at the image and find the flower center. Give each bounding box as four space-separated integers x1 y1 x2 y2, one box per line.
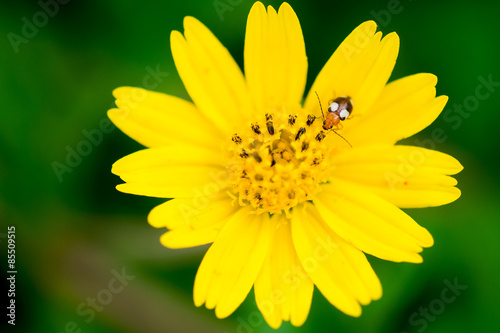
227 107 336 215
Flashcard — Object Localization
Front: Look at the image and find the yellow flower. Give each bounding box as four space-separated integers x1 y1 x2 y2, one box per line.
108 1 462 329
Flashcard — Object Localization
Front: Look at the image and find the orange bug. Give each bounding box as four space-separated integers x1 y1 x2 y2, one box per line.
315 92 353 147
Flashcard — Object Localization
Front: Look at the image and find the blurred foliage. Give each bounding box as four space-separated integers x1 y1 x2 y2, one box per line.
1 0 499 332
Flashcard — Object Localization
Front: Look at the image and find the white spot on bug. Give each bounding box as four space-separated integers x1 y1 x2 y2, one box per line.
339 109 350 120
329 102 339 112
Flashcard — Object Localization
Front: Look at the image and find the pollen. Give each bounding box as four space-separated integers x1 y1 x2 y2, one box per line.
227 109 336 215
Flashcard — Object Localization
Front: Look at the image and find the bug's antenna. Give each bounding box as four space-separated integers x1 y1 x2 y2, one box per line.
314 91 325 120
332 130 352 148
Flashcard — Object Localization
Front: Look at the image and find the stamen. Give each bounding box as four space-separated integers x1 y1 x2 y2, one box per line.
288 114 297 126
295 127 306 141
240 149 249 158
266 114 275 135
232 134 242 144
306 115 316 126
251 123 261 135
315 131 326 141
301 141 309 151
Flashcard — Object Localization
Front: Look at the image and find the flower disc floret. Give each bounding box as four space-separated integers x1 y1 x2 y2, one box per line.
227 108 335 214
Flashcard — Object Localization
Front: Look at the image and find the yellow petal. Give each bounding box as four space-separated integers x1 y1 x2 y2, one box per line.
304 21 399 119
332 144 463 207
244 2 307 111
148 192 234 229
159 221 226 249
112 146 227 198
254 218 314 329
291 203 382 316
315 179 435 263
344 74 448 146
108 87 223 149
193 208 275 318
148 194 239 249
171 17 253 135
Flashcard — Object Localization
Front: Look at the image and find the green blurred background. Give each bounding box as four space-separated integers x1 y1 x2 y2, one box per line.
1 0 499 332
